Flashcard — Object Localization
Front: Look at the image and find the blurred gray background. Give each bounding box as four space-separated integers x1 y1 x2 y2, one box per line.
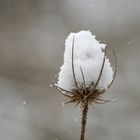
0 0 140 140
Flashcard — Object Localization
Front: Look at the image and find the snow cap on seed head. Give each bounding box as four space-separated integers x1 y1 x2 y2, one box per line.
57 31 113 91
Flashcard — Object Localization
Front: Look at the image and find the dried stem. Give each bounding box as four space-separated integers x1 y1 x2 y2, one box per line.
56 35 117 140
80 101 89 140
108 49 117 88
72 37 80 92
87 46 107 98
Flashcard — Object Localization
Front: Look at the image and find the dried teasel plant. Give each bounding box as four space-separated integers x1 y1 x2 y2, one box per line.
55 31 117 140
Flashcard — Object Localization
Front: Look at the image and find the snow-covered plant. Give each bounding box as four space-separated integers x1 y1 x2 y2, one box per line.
55 31 117 140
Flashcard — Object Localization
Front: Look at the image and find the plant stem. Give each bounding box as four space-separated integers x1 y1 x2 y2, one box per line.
80 101 89 140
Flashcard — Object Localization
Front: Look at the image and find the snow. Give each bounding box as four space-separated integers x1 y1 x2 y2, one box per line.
22 101 27 105
57 31 113 91
50 84 53 87
61 102 65 107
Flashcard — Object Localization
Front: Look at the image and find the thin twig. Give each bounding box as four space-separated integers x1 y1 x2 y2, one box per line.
54 84 73 94
95 96 116 102
57 88 73 98
93 46 107 89
72 37 81 92
64 98 79 104
88 46 107 97
80 66 87 94
108 49 117 88
74 100 81 109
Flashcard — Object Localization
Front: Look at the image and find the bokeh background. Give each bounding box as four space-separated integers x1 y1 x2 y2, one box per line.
0 0 140 140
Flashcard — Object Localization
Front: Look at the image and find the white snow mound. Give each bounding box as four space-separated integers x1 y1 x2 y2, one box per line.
57 31 113 91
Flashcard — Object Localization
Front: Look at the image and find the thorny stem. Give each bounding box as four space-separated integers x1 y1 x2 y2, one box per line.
56 35 117 140
80 100 89 140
